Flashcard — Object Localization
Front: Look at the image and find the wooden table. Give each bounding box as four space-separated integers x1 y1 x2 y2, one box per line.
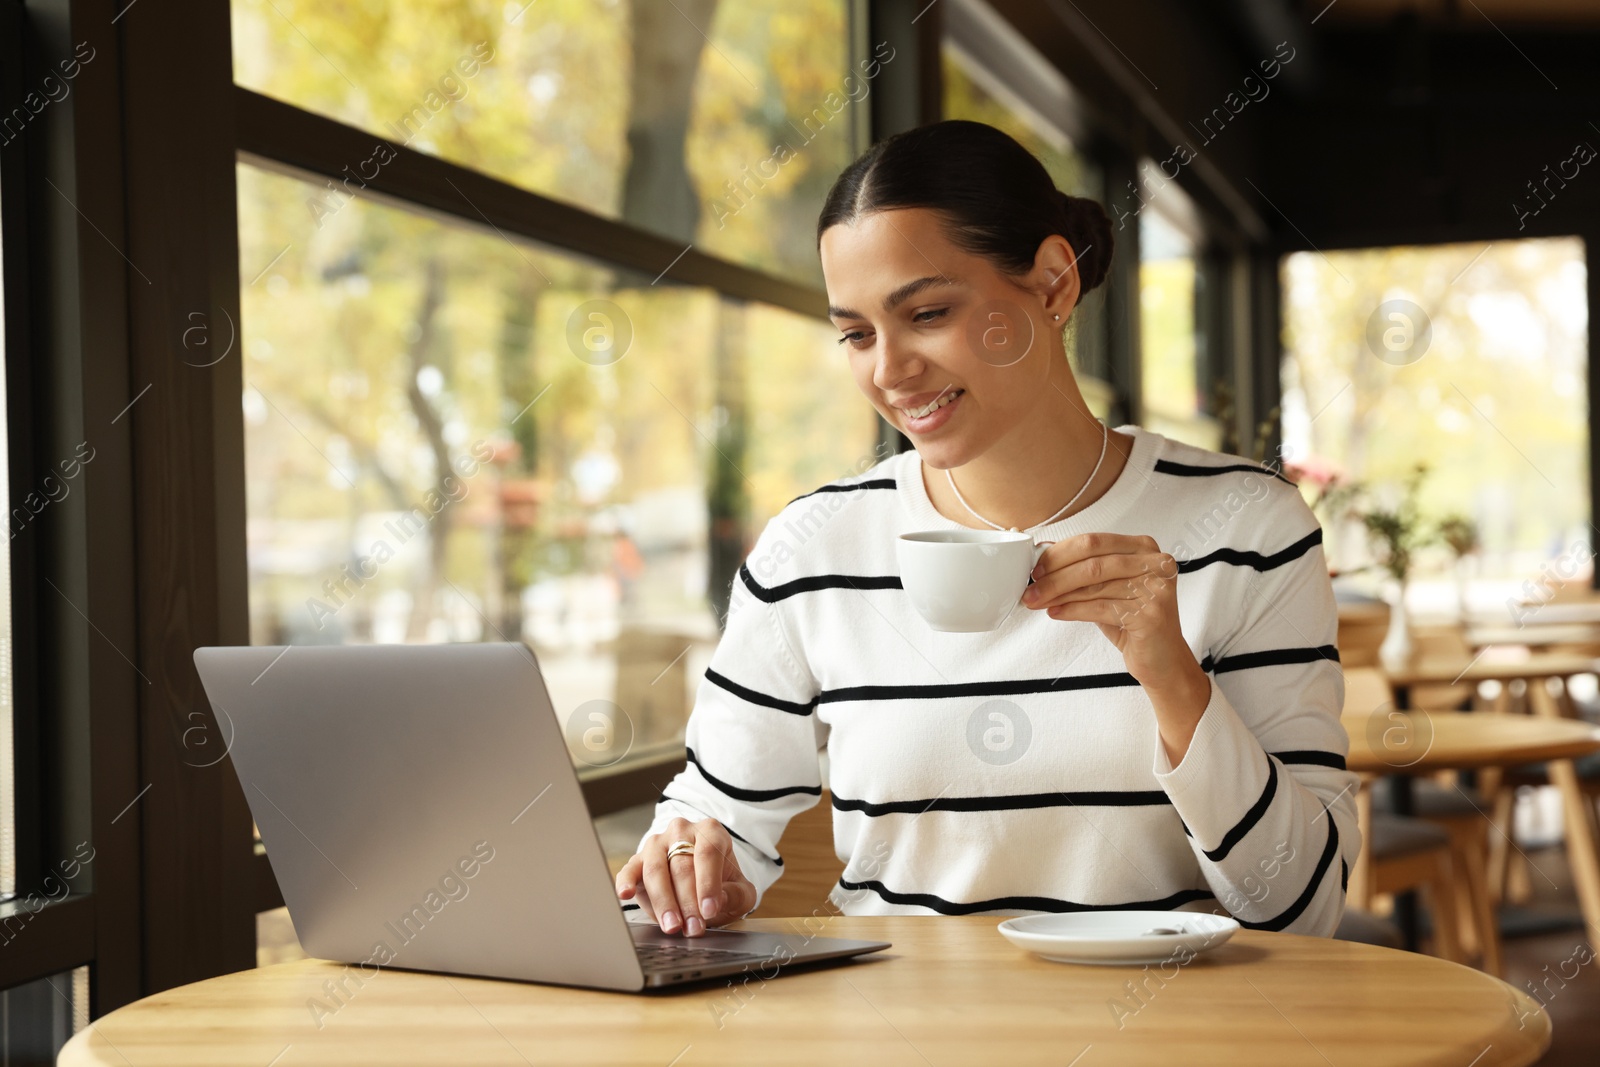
56 916 1551 1067
1468 623 1600 650
1343 710 1600 774
1346 688 1600 953
1478 602 1600 626
1381 651 1600 699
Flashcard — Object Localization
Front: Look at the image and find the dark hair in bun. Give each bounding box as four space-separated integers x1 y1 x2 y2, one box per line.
817 119 1115 296
1054 190 1113 292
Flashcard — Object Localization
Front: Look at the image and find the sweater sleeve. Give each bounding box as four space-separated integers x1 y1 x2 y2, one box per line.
626 524 825 921
1151 493 1361 937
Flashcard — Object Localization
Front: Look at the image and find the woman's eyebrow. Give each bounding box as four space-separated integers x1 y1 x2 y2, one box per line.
828 274 962 320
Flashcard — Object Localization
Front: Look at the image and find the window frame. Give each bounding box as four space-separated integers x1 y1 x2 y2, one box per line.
2 0 149 1020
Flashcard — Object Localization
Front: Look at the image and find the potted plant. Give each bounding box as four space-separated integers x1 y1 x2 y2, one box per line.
1436 513 1481 621
1323 462 1436 670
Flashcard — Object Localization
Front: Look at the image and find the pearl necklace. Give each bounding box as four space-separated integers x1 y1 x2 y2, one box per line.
945 418 1110 533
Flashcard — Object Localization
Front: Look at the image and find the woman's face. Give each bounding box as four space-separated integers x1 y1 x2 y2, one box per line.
819 207 1074 471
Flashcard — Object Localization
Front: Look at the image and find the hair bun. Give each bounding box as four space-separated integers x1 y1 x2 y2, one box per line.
817 120 1120 297
1057 190 1114 293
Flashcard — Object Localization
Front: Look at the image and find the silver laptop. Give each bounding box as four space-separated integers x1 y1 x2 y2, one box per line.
193 642 889 991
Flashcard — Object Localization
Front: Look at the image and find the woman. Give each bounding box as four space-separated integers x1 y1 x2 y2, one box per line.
615 119 1359 939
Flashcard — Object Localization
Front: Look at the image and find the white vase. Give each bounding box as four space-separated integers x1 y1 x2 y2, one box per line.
1453 555 1472 623
1379 578 1413 671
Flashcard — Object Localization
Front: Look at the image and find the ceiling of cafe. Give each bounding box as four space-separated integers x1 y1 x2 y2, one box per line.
1315 0 1600 28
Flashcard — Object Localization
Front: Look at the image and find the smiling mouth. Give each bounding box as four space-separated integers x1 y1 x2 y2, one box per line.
902 389 965 419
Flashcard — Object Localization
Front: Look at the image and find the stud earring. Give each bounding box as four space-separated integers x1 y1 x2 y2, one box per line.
1052 313 1061 321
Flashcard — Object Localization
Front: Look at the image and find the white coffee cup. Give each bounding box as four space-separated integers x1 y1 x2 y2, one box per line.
897 529 1051 632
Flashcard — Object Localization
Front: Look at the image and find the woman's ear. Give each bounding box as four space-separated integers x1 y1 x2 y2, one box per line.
1035 233 1082 322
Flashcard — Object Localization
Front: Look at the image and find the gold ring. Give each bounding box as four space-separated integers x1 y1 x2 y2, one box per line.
666 840 695 859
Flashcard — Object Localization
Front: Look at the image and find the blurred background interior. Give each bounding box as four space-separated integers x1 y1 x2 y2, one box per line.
4 0 1600 1063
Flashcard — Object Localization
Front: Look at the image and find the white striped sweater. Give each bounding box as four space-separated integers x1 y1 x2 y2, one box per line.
628 424 1359 935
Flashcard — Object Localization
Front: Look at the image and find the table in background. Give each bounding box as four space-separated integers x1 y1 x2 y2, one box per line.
1356 655 1600 948
56 916 1550 1067
1467 623 1600 651
1381 651 1600 708
1343 711 1600 775
1471 602 1600 626
1343 709 1600 964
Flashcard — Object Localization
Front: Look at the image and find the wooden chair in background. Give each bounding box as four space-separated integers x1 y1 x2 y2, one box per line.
1536 573 1600 604
1406 624 1485 712
1343 663 1395 717
1342 664 1498 971
1337 601 1390 669
1488 675 1600 914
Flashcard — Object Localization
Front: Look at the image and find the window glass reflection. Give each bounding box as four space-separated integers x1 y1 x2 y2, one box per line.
237 163 877 768
1140 202 1213 448
231 0 859 286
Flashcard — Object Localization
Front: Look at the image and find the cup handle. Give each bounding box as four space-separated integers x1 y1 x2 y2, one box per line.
1030 540 1053 571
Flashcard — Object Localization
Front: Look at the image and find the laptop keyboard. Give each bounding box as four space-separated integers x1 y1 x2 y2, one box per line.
636 940 771 970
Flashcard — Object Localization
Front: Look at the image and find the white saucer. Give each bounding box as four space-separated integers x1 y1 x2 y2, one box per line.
997 911 1240 965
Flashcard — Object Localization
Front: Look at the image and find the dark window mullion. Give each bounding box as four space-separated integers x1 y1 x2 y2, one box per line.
1 0 41 913
234 88 827 321
0 895 94 993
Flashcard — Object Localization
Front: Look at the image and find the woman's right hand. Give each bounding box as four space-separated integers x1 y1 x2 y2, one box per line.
614 816 759 937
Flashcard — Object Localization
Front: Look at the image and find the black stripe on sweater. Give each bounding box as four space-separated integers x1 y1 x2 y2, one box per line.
1176 528 1323 575
1205 644 1340 674
1237 811 1341 931
705 666 816 716
735 531 1319 604
832 789 1171 817
1154 458 1296 487
656 789 785 867
723 818 784 867
1272 750 1348 770
785 478 897 505
739 564 902 603
817 670 1140 705
1202 755 1277 862
685 746 821 804
837 878 1217 916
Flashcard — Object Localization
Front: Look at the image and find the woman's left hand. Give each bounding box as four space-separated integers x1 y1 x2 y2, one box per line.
1021 532 1198 689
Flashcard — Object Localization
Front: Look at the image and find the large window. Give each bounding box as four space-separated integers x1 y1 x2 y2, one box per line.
237 164 875 770
1138 169 1219 449
1281 237 1589 613
232 0 862 287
